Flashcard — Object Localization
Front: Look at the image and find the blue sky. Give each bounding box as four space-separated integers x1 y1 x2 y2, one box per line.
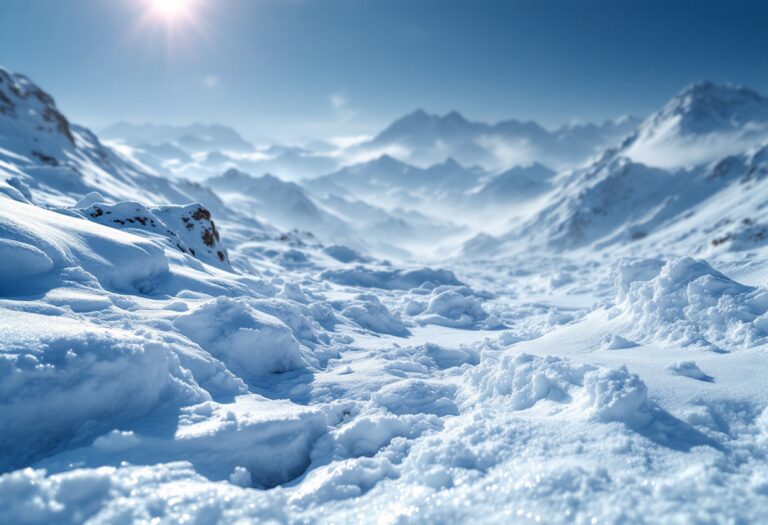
1 0 766 142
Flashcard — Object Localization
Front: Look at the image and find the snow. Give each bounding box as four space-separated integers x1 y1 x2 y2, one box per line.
341 294 411 336
173 297 307 379
320 266 462 290
3 66 768 524
614 256 768 350
0 197 170 294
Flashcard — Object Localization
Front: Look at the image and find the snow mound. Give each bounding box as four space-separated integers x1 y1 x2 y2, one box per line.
174 297 306 380
320 266 462 290
614 257 768 350
0 196 169 294
341 294 410 336
75 201 230 269
466 352 651 425
407 286 503 329
0 310 206 472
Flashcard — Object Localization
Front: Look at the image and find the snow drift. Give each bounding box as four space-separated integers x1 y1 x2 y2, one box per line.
614 257 768 350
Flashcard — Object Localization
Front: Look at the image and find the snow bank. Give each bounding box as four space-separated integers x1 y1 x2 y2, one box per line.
320 266 462 290
466 352 652 425
0 310 206 472
174 297 306 381
614 256 768 350
0 197 169 294
80 396 327 488
408 286 503 329
340 294 410 336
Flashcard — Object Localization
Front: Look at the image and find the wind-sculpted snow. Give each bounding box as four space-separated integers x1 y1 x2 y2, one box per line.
614 257 768 350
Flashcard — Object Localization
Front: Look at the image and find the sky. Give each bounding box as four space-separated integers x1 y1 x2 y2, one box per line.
0 0 766 143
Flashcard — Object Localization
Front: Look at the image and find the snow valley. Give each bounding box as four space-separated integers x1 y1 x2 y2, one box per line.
3 65 768 525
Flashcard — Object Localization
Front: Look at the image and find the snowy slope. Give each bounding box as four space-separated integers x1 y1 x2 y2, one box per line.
0 68 217 209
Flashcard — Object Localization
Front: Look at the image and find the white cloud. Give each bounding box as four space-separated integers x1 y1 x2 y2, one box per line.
329 134 371 149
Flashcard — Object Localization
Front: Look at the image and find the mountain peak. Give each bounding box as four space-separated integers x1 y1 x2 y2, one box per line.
399 109 432 124
370 153 407 168
443 110 469 124
671 81 765 109
632 81 768 147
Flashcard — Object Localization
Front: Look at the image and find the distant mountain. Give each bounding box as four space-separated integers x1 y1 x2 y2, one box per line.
0 67 208 208
351 109 641 170
307 155 485 210
495 82 768 252
205 168 364 249
118 137 340 182
102 122 255 153
623 82 768 168
468 163 556 206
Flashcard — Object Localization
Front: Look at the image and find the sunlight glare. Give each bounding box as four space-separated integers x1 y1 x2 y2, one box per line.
147 0 195 21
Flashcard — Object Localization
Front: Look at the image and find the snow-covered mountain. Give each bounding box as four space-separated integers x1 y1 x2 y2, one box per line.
307 155 485 211
350 109 641 170
467 162 556 206
0 68 219 209
207 167 463 258
624 82 768 168
489 82 768 253
205 169 356 243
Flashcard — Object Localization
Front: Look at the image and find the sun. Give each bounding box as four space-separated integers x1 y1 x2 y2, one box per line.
146 0 195 20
